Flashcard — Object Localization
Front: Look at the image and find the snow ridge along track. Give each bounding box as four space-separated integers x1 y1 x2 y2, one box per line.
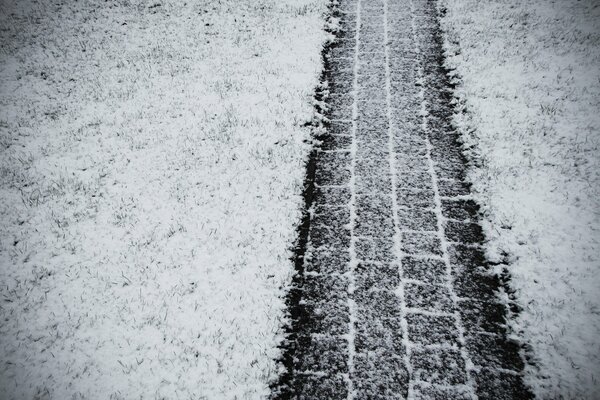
272 0 533 398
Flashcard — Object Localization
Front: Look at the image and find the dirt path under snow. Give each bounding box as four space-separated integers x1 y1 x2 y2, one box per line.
272 0 532 398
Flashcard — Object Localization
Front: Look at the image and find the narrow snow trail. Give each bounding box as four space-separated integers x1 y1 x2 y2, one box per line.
273 0 532 398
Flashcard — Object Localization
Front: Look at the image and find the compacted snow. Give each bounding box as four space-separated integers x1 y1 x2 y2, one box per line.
0 0 328 398
441 0 600 397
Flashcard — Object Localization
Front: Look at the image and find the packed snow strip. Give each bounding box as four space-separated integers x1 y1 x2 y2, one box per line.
0 0 329 398
440 0 600 397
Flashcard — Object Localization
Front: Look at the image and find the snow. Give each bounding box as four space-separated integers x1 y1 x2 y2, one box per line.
440 0 600 397
347 1 361 398
384 0 413 395
0 0 328 398
414 7 476 396
423 134 477 398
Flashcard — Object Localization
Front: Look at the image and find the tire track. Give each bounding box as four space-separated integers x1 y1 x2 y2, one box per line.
272 1 533 398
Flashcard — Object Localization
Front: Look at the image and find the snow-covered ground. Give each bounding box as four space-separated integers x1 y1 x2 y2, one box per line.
441 0 600 397
0 0 328 398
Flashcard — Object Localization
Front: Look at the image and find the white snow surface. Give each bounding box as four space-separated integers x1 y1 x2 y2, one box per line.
441 0 600 398
0 0 328 398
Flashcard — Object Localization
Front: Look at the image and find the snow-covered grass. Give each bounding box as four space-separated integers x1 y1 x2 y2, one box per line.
441 0 600 397
0 0 328 398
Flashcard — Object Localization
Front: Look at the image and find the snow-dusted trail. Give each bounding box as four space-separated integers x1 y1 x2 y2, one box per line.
272 0 532 398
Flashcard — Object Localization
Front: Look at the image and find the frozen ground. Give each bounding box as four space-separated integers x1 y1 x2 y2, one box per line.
441 0 600 398
0 0 327 398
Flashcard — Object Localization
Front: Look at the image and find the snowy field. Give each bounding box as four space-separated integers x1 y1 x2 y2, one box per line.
441 0 600 397
0 0 327 398
2 0 599 398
